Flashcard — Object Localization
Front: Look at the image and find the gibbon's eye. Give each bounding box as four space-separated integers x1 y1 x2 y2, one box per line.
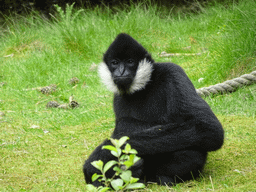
128 59 133 63
127 59 134 66
111 60 118 66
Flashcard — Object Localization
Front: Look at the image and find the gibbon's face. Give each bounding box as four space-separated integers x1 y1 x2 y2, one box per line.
107 58 138 91
98 33 154 95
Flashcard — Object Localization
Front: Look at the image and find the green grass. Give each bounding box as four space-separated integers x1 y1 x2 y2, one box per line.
0 0 256 191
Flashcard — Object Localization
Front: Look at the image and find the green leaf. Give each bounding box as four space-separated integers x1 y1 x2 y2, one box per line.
123 143 133 154
120 170 132 183
120 154 129 161
117 148 122 157
129 154 135 163
119 136 129 147
125 183 146 190
133 156 141 164
111 150 118 157
130 177 139 183
110 138 117 146
113 166 122 175
103 160 118 173
98 187 111 192
129 149 138 154
102 145 117 152
91 173 102 182
124 143 131 151
123 160 133 168
86 184 98 192
111 179 124 191
91 160 103 171
111 148 122 158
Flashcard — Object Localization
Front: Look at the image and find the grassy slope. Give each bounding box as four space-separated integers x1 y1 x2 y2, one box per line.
0 1 256 191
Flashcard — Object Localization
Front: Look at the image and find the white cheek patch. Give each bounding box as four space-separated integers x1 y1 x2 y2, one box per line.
98 62 120 94
98 58 153 95
129 58 153 94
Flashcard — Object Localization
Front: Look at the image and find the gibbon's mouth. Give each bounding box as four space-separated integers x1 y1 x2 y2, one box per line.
113 77 133 86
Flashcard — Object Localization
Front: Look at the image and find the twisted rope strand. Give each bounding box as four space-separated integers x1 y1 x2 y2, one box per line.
196 71 256 97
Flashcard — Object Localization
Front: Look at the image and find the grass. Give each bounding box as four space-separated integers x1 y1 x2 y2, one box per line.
0 0 256 191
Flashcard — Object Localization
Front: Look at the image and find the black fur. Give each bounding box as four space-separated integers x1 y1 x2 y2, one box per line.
83 33 224 186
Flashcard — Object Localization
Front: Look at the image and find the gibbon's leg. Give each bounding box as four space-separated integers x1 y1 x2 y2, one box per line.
144 150 207 186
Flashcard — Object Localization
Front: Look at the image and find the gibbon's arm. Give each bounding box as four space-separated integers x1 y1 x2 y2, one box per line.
113 112 224 156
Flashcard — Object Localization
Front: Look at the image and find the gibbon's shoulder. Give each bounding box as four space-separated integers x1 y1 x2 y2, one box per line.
153 62 187 77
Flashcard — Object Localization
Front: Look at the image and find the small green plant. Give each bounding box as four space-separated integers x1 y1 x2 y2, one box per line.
86 136 145 191
53 3 84 25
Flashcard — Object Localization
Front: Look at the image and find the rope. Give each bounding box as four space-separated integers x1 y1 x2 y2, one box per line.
196 71 256 97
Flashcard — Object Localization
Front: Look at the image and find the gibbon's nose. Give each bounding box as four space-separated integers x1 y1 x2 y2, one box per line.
118 63 125 75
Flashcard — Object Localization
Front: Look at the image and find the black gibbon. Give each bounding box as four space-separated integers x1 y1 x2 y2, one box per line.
83 33 224 186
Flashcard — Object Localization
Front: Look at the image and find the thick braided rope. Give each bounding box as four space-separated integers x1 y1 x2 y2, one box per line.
196 71 256 97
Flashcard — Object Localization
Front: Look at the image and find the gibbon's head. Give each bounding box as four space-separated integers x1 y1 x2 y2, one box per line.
98 33 154 95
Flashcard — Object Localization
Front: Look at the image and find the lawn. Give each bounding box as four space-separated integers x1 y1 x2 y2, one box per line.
0 0 256 191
